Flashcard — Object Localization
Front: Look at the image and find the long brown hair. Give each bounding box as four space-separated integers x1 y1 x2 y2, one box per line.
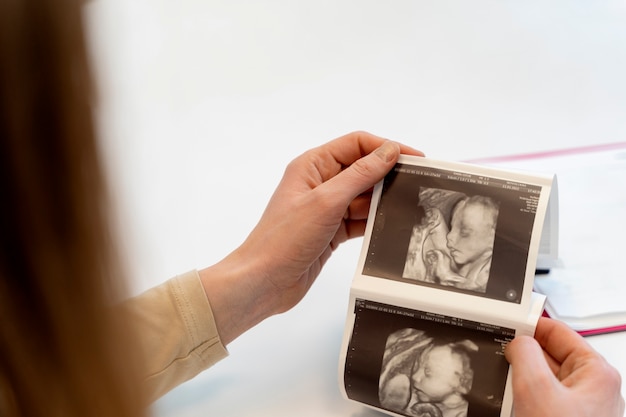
0 0 146 416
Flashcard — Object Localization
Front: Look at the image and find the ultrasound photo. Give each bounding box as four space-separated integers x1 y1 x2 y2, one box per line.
379 328 479 417
362 163 542 303
402 188 500 294
343 300 513 417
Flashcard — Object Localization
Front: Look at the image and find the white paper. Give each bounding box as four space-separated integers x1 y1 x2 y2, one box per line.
481 145 626 332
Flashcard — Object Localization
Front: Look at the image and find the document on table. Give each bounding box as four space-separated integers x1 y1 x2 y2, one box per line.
472 143 626 335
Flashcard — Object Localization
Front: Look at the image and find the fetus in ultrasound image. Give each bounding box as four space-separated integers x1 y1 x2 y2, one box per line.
403 188 499 294
378 328 478 417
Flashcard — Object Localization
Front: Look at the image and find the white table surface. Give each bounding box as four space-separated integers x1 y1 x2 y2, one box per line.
85 1 626 415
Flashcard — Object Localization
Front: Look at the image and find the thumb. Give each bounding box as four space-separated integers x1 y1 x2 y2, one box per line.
323 141 401 203
505 336 559 407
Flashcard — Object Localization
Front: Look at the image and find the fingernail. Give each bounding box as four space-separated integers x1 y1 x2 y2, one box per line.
375 141 398 162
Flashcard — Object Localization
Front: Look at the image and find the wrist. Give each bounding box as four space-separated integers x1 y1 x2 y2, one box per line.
198 248 276 345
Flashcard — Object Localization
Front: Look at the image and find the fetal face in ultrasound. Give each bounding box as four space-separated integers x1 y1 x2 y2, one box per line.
363 165 540 303
401 188 499 294
379 328 478 417
343 301 513 417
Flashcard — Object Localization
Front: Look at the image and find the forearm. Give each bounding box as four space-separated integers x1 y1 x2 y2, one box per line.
121 270 228 401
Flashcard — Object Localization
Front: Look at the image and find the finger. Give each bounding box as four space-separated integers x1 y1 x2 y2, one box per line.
533 317 593 365
335 219 367 244
505 335 553 373
308 132 423 185
505 335 559 397
345 193 373 221
318 141 403 211
322 131 423 169
346 220 367 239
542 349 562 376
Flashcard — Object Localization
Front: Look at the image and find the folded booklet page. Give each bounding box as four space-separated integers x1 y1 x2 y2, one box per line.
338 155 555 417
473 143 626 335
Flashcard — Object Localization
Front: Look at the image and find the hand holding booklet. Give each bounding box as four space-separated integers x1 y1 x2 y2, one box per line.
338 155 555 417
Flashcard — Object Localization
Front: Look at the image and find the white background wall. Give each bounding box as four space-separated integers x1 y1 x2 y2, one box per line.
84 2 626 416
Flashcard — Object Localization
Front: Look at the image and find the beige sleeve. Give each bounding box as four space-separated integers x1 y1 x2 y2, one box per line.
122 269 229 402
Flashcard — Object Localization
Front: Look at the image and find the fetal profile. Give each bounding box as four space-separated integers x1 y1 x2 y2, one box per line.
362 162 542 304
379 328 478 417
402 188 500 294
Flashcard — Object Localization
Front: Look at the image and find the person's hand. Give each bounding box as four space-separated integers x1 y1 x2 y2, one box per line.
505 317 624 417
199 131 423 344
